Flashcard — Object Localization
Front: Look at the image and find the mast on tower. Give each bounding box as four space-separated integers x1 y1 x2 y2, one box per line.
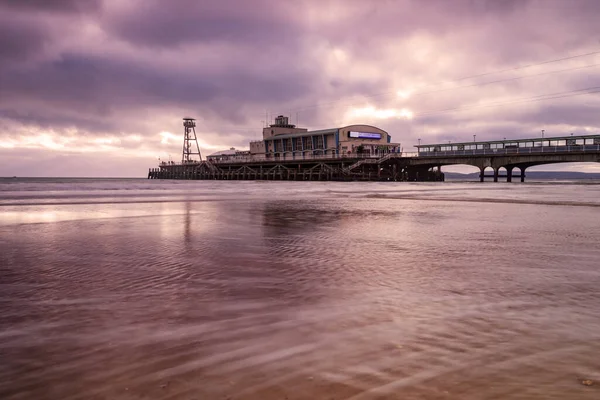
181 118 202 163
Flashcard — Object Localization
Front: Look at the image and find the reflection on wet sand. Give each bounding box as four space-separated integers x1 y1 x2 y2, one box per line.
1 183 600 399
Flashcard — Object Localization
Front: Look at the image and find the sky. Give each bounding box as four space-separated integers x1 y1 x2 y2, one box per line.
1 0 600 177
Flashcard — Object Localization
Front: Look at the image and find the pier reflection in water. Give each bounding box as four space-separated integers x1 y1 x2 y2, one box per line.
1 181 600 399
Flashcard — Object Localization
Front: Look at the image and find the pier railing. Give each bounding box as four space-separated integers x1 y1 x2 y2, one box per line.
159 152 414 166
209 153 407 164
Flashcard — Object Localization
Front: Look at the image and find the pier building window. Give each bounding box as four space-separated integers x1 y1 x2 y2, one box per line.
315 136 324 149
295 137 302 150
304 137 313 150
285 139 292 152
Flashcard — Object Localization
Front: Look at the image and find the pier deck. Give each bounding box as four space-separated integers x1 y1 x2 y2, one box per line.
148 154 443 182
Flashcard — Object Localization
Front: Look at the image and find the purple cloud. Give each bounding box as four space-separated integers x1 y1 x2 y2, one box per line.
0 0 101 12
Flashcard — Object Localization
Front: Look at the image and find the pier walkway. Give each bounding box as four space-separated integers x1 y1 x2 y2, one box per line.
415 134 600 181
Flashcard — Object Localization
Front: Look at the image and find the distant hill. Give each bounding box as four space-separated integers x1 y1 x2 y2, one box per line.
445 171 600 181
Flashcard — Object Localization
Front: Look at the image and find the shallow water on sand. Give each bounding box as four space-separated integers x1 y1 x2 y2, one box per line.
1 179 600 399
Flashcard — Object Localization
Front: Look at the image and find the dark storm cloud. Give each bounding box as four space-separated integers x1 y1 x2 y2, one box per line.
0 0 101 12
1 54 216 109
0 1 102 67
105 0 299 48
0 50 317 132
0 0 318 135
0 17 47 61
316 0 530 45
0 108 120 135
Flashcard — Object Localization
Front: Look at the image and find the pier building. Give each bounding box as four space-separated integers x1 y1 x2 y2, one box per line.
204 115 401 164
247 115 401 159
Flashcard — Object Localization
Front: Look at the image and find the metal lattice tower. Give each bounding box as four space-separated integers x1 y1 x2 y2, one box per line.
181 118 202 163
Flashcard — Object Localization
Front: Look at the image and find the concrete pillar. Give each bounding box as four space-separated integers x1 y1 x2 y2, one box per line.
479 167 485 182
493 168 499 182
520 167 526 183
506 166 513 182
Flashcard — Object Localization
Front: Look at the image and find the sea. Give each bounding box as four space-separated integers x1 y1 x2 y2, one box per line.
1 178 599 399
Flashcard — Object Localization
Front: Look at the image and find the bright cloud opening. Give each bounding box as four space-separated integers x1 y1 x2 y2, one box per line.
347 106 414 120
93 137 121 145
0 140 16 149
159 131 178 145
396 89 414 99
127 134 142 142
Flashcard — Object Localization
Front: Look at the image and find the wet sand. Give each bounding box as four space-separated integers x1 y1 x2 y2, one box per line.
1 180 600 399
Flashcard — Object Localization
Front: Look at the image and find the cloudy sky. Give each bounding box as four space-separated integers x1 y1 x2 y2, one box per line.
1 0 600 177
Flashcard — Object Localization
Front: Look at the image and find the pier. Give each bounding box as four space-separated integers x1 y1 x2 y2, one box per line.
149 118 600 182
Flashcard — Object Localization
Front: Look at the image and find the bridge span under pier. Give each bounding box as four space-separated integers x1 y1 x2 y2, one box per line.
411 148 600 182
149 134 600 182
